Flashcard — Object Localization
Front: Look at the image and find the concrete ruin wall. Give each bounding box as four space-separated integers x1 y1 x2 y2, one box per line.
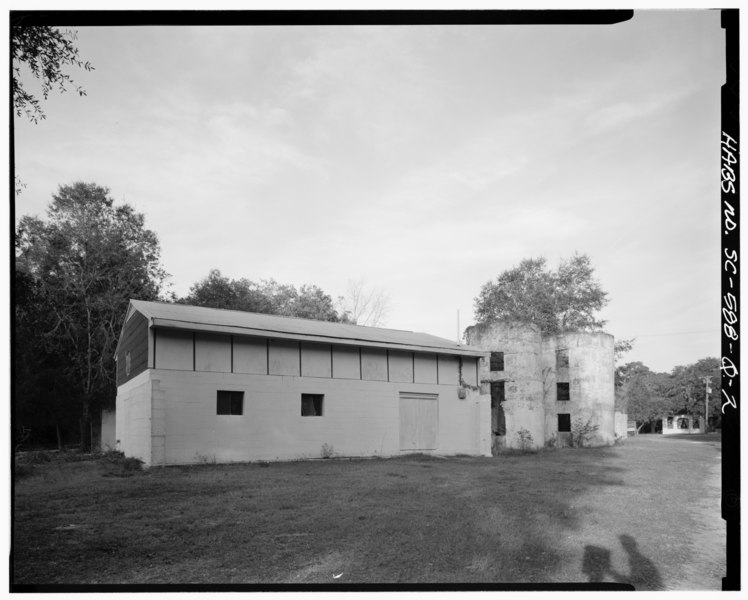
542 332 615 446
466 322 616 450
466 321 545 450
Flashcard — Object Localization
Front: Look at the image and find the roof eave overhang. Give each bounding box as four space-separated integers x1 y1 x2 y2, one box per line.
150 317 487 358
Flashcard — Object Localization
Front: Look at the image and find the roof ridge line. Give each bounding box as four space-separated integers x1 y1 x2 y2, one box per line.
130 298 421 334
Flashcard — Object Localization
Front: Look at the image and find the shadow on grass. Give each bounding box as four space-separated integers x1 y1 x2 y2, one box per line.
374 448 633 584
428 447 628 585
13 447 635 586
582 534 662 591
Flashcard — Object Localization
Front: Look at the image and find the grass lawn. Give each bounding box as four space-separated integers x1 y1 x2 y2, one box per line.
12 434 724 590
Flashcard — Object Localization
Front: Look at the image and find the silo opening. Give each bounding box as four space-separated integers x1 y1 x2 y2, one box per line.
490 381 505 456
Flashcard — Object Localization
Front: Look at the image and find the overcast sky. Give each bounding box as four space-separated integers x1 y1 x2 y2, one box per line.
13 10 725 373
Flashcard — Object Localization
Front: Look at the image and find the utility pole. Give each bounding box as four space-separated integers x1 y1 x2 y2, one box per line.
702 376 712 433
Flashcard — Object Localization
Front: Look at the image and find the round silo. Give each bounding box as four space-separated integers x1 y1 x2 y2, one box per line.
466 321 544 451
552 332 616 446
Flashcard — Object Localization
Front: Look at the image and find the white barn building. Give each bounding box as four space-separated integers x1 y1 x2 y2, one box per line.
113 300 491 466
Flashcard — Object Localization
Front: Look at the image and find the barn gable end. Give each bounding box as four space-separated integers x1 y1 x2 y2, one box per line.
116 310 150 386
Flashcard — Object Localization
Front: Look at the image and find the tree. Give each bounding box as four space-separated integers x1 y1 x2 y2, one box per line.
474 254 608 335
15 182 168 450
616 362 674 434
12 25 93 123
14 268 78 448
285 284 341 321
667 358 722 430
180 269 269 313
182 270 342 322
614 338 635 363
337 279 390 327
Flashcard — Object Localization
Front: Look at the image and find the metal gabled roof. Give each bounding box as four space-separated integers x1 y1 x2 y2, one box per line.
124 299 486 358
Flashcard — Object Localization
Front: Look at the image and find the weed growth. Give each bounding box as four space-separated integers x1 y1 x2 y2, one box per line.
516 428 535 452
100 450 144 477
571 418 600 448
194 452 217 464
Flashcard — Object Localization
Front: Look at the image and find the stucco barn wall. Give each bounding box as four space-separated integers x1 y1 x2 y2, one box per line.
460 355 479 387
389 350 414 383
155 329 193 370
147 369 488 464
414 353 438 384
301 342 332 378
438 386 488 456
150 331 472 386
115 370 153 464
362 348 387 381
438 355 460 385
195 332 231 372
332 345 359 379
121 327 490 464
269 339 300 376
233 337 267 374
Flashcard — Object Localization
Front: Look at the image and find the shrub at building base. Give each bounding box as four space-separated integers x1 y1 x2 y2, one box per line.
571 418 601 448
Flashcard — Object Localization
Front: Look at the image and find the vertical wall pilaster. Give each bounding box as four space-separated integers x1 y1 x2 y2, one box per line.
151 378 167 466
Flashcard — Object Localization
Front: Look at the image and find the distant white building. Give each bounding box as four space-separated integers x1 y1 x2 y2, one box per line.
662 413 704 435
113 300 490 466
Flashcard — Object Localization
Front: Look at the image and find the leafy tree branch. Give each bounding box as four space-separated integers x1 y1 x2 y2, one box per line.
12 25 94 123
473 254 608 335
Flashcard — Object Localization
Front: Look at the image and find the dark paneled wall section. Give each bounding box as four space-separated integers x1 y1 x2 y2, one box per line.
116 311 150 386
118 313 477 387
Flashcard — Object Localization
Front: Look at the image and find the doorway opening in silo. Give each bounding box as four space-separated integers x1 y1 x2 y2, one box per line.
491 381 505 456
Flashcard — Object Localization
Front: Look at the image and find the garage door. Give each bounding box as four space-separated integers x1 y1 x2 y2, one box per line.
399 392 439 451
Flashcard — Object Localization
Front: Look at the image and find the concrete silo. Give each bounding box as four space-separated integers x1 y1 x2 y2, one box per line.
542 332 616 447
466 322 616 451
466 321 545 452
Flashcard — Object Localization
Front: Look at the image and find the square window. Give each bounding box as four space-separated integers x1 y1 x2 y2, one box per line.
490 352 504 371
557 382 570 401
301 393 324 417
558 413 571 432
217 390 243 415
556 350 569 369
